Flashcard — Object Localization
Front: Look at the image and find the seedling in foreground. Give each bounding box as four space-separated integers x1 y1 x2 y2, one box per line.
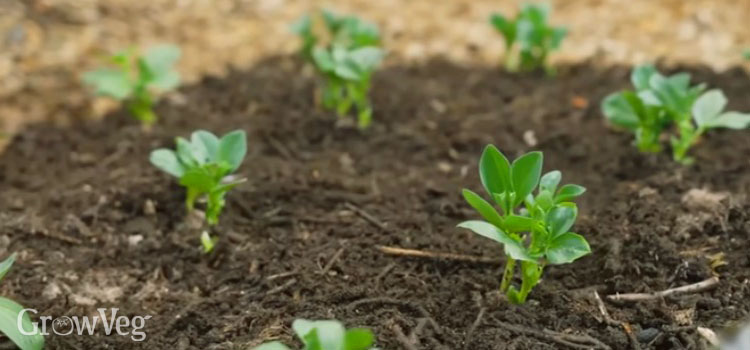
293 11 384 129
254 319 376 350
0 254 45 350
83 44 181 125
490 3 567 74
459 145 589 304
150 130 247 226
603 65 750 164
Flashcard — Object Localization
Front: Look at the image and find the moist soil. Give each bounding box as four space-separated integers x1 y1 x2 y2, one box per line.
1 57 750 350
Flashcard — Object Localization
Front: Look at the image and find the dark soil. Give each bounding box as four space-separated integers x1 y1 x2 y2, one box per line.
1 57 750 350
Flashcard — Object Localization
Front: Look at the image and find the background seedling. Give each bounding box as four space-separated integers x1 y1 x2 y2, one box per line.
490 3 567 74
0 254 45 350
459 145 589 304
293 10 384 129
83 44 181 126
150 130 247 228
254 319 375 350
603 64 750 164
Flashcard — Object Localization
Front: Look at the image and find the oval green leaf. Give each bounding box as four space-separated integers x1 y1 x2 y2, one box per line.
457 221 535 262
511 151 543 207
462 189 504 227
546 232 591 265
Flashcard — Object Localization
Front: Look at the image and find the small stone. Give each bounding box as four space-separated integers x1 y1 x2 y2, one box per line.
42 282 62 300
637 328 660 343
144 199 156 215
128 235 144 247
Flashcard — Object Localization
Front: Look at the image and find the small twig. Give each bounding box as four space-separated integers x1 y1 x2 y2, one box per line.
607 277 719 302
466 307 486 340
344 203 389 232
593 291 640 350
266 278 297 296
263 133 294 160
375 263 396 283
35 230 83 245
391 323 419 350
490 317 611 350
319 247 345 274
348 297 441 334
408 318 428 345
377 245 500 264
266 270 298 281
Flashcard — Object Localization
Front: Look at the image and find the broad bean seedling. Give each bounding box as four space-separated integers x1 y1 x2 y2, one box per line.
459 145 589 304
603 65 750 164
83 44 181 125
254 319 375 350
150 130 247 229
293 10 384 129
490 3 567 74
0 254 44 350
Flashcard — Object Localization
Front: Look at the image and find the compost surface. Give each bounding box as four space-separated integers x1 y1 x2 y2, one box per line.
1 57 749 349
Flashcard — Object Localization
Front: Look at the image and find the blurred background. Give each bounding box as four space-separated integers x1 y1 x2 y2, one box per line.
2 0 750 141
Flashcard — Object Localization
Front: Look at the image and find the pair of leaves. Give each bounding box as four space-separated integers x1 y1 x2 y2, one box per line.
479 145 542 212
458 218 589 266
0 255 45 350
537 170 586 205
255 319 374 350
150 130 247 179
312 46 384 82
82 44 181 100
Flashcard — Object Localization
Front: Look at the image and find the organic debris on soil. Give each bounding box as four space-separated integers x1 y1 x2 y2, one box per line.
1 57 749 349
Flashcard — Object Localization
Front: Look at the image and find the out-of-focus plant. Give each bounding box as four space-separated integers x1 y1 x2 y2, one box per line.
490 3 567 74
603 65 750 164
292 10 384 129
254 319 376 350
0 254 45 350
83 44 181 126
459 145 589 304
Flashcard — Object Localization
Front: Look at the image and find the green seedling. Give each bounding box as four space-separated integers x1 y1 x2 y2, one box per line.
293 10 383 129
200 231 218 254
150 130 247 226
83 44 181 125
743 49 750 60
254 319 376 350
311 46 383 129
490 3 567 74
603 65 750 164
459 145 589 304
0 254 44 350
292 9 380 58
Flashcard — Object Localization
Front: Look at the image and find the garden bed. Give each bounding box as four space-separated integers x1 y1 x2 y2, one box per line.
1 57 749 349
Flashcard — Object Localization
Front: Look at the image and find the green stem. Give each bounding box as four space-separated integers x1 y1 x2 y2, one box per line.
500 257 516 293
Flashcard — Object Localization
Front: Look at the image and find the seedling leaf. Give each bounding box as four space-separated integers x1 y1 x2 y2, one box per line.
0 297 44 350
462 189 504 227
253 342 291 350
479 145 512 198
150 149 186 178
546 203 577 238
82 69 132 99
218 130 247 172
511 151 543 207
546 232 591 264
344 328 374 350
457 221 535 262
